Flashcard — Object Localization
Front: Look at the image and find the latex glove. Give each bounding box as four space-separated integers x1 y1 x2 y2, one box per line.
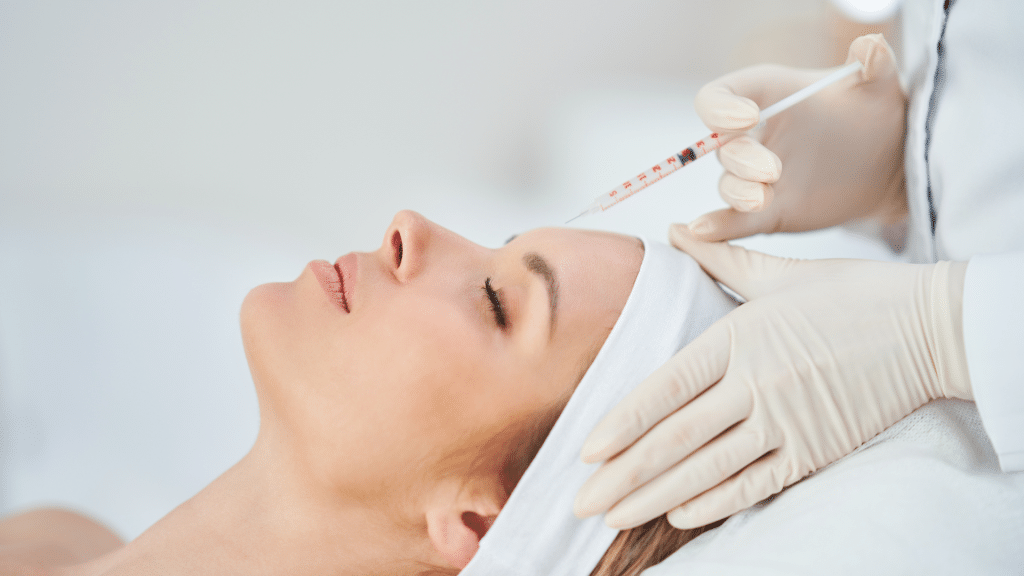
574 225 973 530
689 34 908 242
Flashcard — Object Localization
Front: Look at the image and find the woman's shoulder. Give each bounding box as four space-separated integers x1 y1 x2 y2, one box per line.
0 508 123 575
0 557 50 576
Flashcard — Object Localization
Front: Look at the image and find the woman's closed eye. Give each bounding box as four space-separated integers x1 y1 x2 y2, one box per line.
483 277 508 330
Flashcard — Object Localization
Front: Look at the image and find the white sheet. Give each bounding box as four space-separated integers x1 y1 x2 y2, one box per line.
643 399 1024 575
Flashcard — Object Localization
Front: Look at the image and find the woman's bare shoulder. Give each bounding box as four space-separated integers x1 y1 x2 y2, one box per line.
0 508 123 574
0 557 49 576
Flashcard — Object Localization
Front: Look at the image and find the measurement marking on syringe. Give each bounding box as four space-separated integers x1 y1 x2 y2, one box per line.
599 138 713 211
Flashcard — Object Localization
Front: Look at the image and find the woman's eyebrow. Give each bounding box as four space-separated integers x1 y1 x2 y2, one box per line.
522 252 558 335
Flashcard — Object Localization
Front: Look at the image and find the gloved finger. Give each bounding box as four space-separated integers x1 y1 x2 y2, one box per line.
665 451 788 529
846 33 900 86
693 82 760 132
694 63 800 133
603 426 774 530
574 380 752 518
669 223 796 300
718 136 782 185
718 172 774 213
580 319 731 464
682 205 779 243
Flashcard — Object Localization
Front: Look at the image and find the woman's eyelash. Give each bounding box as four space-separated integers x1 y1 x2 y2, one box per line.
483 277 507 330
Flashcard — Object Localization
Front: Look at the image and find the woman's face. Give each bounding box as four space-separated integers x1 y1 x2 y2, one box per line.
240 210 642 502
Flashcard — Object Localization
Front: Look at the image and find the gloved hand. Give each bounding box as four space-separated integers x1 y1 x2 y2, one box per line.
573 225 973 530
688 34 908 242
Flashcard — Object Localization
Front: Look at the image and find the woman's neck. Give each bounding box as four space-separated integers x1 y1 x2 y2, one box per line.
56 438 426 576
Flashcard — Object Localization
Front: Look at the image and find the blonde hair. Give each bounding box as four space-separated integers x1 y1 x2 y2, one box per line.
590 516 724 576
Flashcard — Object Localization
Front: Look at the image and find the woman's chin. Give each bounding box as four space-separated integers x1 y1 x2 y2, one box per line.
239 281 296 382
240 280 293 334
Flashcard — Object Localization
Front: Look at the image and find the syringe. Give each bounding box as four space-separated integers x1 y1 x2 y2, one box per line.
566 61 863 223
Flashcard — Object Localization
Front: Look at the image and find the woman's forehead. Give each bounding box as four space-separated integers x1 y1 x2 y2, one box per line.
509 228 642 341
506 227 641 253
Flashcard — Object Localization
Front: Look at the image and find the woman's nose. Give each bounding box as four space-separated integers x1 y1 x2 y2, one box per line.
383 210 430 282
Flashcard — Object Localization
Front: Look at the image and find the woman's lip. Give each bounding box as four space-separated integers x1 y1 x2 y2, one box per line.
334 253 357 312
309 259 349 313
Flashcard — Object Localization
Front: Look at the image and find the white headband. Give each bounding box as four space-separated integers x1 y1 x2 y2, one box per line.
461 238 739 576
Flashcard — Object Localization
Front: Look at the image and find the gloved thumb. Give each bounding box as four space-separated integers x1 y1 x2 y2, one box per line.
669 223 797 301
846 33 900 87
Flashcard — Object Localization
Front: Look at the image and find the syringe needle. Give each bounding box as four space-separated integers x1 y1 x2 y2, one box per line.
566 212 586 224
566 204 600 224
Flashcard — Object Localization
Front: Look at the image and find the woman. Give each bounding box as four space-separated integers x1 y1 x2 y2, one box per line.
0 210 733 576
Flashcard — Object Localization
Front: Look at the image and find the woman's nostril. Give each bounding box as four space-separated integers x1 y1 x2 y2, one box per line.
391 230 403 268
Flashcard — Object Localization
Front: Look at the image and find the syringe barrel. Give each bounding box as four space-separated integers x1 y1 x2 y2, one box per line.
598 132 730 211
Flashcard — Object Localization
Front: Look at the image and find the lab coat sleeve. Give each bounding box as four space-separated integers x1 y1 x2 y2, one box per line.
962 251 1024 471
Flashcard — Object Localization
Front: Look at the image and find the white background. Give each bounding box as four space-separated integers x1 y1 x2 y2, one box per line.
0 0 895 539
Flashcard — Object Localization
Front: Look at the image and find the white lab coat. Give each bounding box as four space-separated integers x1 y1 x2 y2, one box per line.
901 0 1024 471
642 1 1024 573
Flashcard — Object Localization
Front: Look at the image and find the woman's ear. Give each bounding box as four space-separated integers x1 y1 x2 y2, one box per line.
424 481 502 569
